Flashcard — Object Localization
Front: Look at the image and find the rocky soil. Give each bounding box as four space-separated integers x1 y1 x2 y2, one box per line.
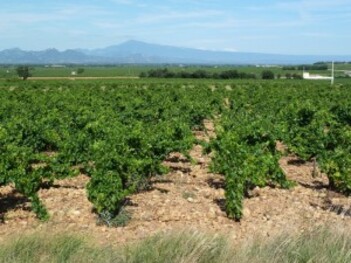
1 120 351 245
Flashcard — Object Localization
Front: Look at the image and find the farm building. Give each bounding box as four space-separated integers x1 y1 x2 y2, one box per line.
302 72 333 80
302 62 334 84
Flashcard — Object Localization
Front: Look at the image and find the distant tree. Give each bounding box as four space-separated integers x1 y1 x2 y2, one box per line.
147 68 170 78
16 66 32 80
219 70 239 79
164 70 176 78
177 71 192 78
77 68 85 74
139 72 147 78
292 73 303 79
282 66 296 70
261 70 275 79
212 73 220 79
191 70 209 79
247 73 257 79
238 72 256 79
141 68 260 80
297 64 328 71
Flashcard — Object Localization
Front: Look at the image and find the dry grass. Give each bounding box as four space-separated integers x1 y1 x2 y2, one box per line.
0 226 351 263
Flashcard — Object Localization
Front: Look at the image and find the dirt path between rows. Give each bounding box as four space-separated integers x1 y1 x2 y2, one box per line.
27 76 140 80
1 120 351 245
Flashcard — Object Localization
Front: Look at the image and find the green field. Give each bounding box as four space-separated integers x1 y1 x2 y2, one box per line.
1 64 349 79
0 66 144 78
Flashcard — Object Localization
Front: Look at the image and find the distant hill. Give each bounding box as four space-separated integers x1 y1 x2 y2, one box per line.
0 48 97 64
1 40 350 64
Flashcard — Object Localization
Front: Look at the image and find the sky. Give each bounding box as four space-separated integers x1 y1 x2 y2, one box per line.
1 0 350 55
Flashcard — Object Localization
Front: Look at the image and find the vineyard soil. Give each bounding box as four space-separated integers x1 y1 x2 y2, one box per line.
1 120 350 245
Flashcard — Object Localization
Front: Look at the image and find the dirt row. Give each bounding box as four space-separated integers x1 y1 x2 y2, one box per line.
1 120 351 245
27 76 140 80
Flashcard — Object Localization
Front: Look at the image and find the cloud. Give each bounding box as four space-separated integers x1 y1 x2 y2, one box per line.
93 22 124 30
134 10 223 24
157 37 237 51
109 0 148 8
300 32 331 37
167 19 237 30
0 13 68 24
244 0 351 27
0 3 113 26
111 0 134 4
276 0 351 10
276 0 351 22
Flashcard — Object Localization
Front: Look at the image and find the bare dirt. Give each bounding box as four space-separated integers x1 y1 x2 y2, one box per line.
1 120 351 245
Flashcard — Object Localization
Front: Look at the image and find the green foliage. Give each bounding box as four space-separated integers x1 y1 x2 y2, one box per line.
297 64 328 70
282 88 351 194
87 171 131 215
210 95 291 220
15 66 32 80
142 68 257 79
261 70 275 79
96 209 131 227
1 79 351 223
0 82 215 220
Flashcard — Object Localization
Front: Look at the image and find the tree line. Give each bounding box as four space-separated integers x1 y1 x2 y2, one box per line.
140 68 280 80
282 64 328 71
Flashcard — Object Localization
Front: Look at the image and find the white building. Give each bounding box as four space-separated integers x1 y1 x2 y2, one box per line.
302 62 334 85
302 72 333 80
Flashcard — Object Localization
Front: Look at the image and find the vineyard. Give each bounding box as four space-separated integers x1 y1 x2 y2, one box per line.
0 79 351 224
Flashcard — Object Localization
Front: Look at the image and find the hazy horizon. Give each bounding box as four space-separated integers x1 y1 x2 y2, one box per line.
1 0 350 56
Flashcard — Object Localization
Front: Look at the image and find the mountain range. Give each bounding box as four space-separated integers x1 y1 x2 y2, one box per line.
0 40 350 65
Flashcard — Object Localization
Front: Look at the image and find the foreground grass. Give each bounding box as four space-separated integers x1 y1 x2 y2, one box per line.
0 227 350 263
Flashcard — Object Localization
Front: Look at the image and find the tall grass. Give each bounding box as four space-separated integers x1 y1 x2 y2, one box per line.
0 227 350 263
0 232 121 263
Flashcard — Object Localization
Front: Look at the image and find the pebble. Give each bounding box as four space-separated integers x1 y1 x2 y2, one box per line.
203 191 212 199
242 208 251 219
208 211 216 219
218 189 225 196
197 158 205 164
73 210 81 216
187 197 194 203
